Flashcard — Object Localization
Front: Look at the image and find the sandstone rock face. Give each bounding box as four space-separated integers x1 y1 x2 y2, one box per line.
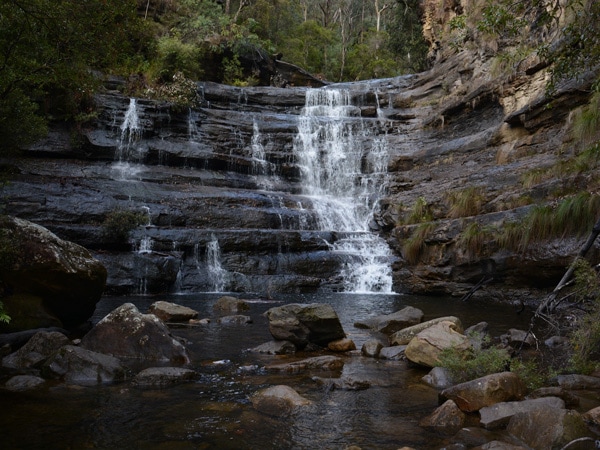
41 345 125 385
404 320 471 368
80 303 190 364
390 316 463 346
250 385 312 416
265 303 345 348
148 301 199 323
0 216 107 331
354 306 424 334
440 372 527 412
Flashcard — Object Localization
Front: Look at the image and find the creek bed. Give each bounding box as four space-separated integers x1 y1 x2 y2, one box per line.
0 293 533 449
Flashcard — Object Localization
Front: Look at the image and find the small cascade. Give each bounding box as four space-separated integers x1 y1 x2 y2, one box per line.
187 108 200 143
206 235 228 292
294 87 394 293
118 98 142 160
251 118 268 174
113 98 143 180
137 236 153 254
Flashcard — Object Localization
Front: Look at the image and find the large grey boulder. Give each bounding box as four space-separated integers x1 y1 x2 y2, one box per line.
41 345 125 385
354 306 424 335
0 216 107 331
2 330 70 369
440 372 527 412
479 396 565 429
507 407 592 449
80 303 190 364
265 303 345 348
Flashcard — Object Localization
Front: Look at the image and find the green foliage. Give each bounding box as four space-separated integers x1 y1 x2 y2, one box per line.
400 196 433 225
102 210 148 242
569 259 600 373
572 92 600 149
402 222 434 265
154 36 205 82
0 0 146 152
438 334 511 383
509 357 548 391
145 72 200 110
0 301 10 324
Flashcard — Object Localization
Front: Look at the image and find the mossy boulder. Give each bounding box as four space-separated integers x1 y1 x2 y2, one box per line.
0 216 107 331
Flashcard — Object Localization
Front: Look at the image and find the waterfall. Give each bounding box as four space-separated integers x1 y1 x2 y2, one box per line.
206 235 228 292
118 98 141 161
294 88 393 293
113 98 142 180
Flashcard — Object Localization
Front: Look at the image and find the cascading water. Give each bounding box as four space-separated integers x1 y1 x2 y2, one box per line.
113 98 142 180
294 88 394 293
206 235 229 292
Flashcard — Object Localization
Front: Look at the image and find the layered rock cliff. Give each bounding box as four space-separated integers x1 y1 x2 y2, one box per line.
1 0 598 303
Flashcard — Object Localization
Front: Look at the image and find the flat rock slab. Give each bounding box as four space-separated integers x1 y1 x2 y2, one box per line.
133 367 198 388
249 340 296 355
4 375 46 391
354 306 424 335
148 301 198 323
265 355 344 373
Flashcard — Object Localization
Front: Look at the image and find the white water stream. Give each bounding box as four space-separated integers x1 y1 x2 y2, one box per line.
294 88 394 293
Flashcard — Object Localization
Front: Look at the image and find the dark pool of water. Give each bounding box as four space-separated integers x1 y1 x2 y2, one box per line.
0 293 532 449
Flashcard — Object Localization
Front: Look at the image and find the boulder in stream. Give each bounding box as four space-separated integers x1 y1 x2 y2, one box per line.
390 316 463 346
419 399 465 436
353 306 424 334
148 301 198 323
440 372 527 412
405 320 471 368
265 355 344 373
250 385 312 416
41 345 126 385
133 367 198 388
213 296 250 314
80 303 190 364
265 303 345 348
507 407 591 449
249 340 296 355
2 330 70 369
